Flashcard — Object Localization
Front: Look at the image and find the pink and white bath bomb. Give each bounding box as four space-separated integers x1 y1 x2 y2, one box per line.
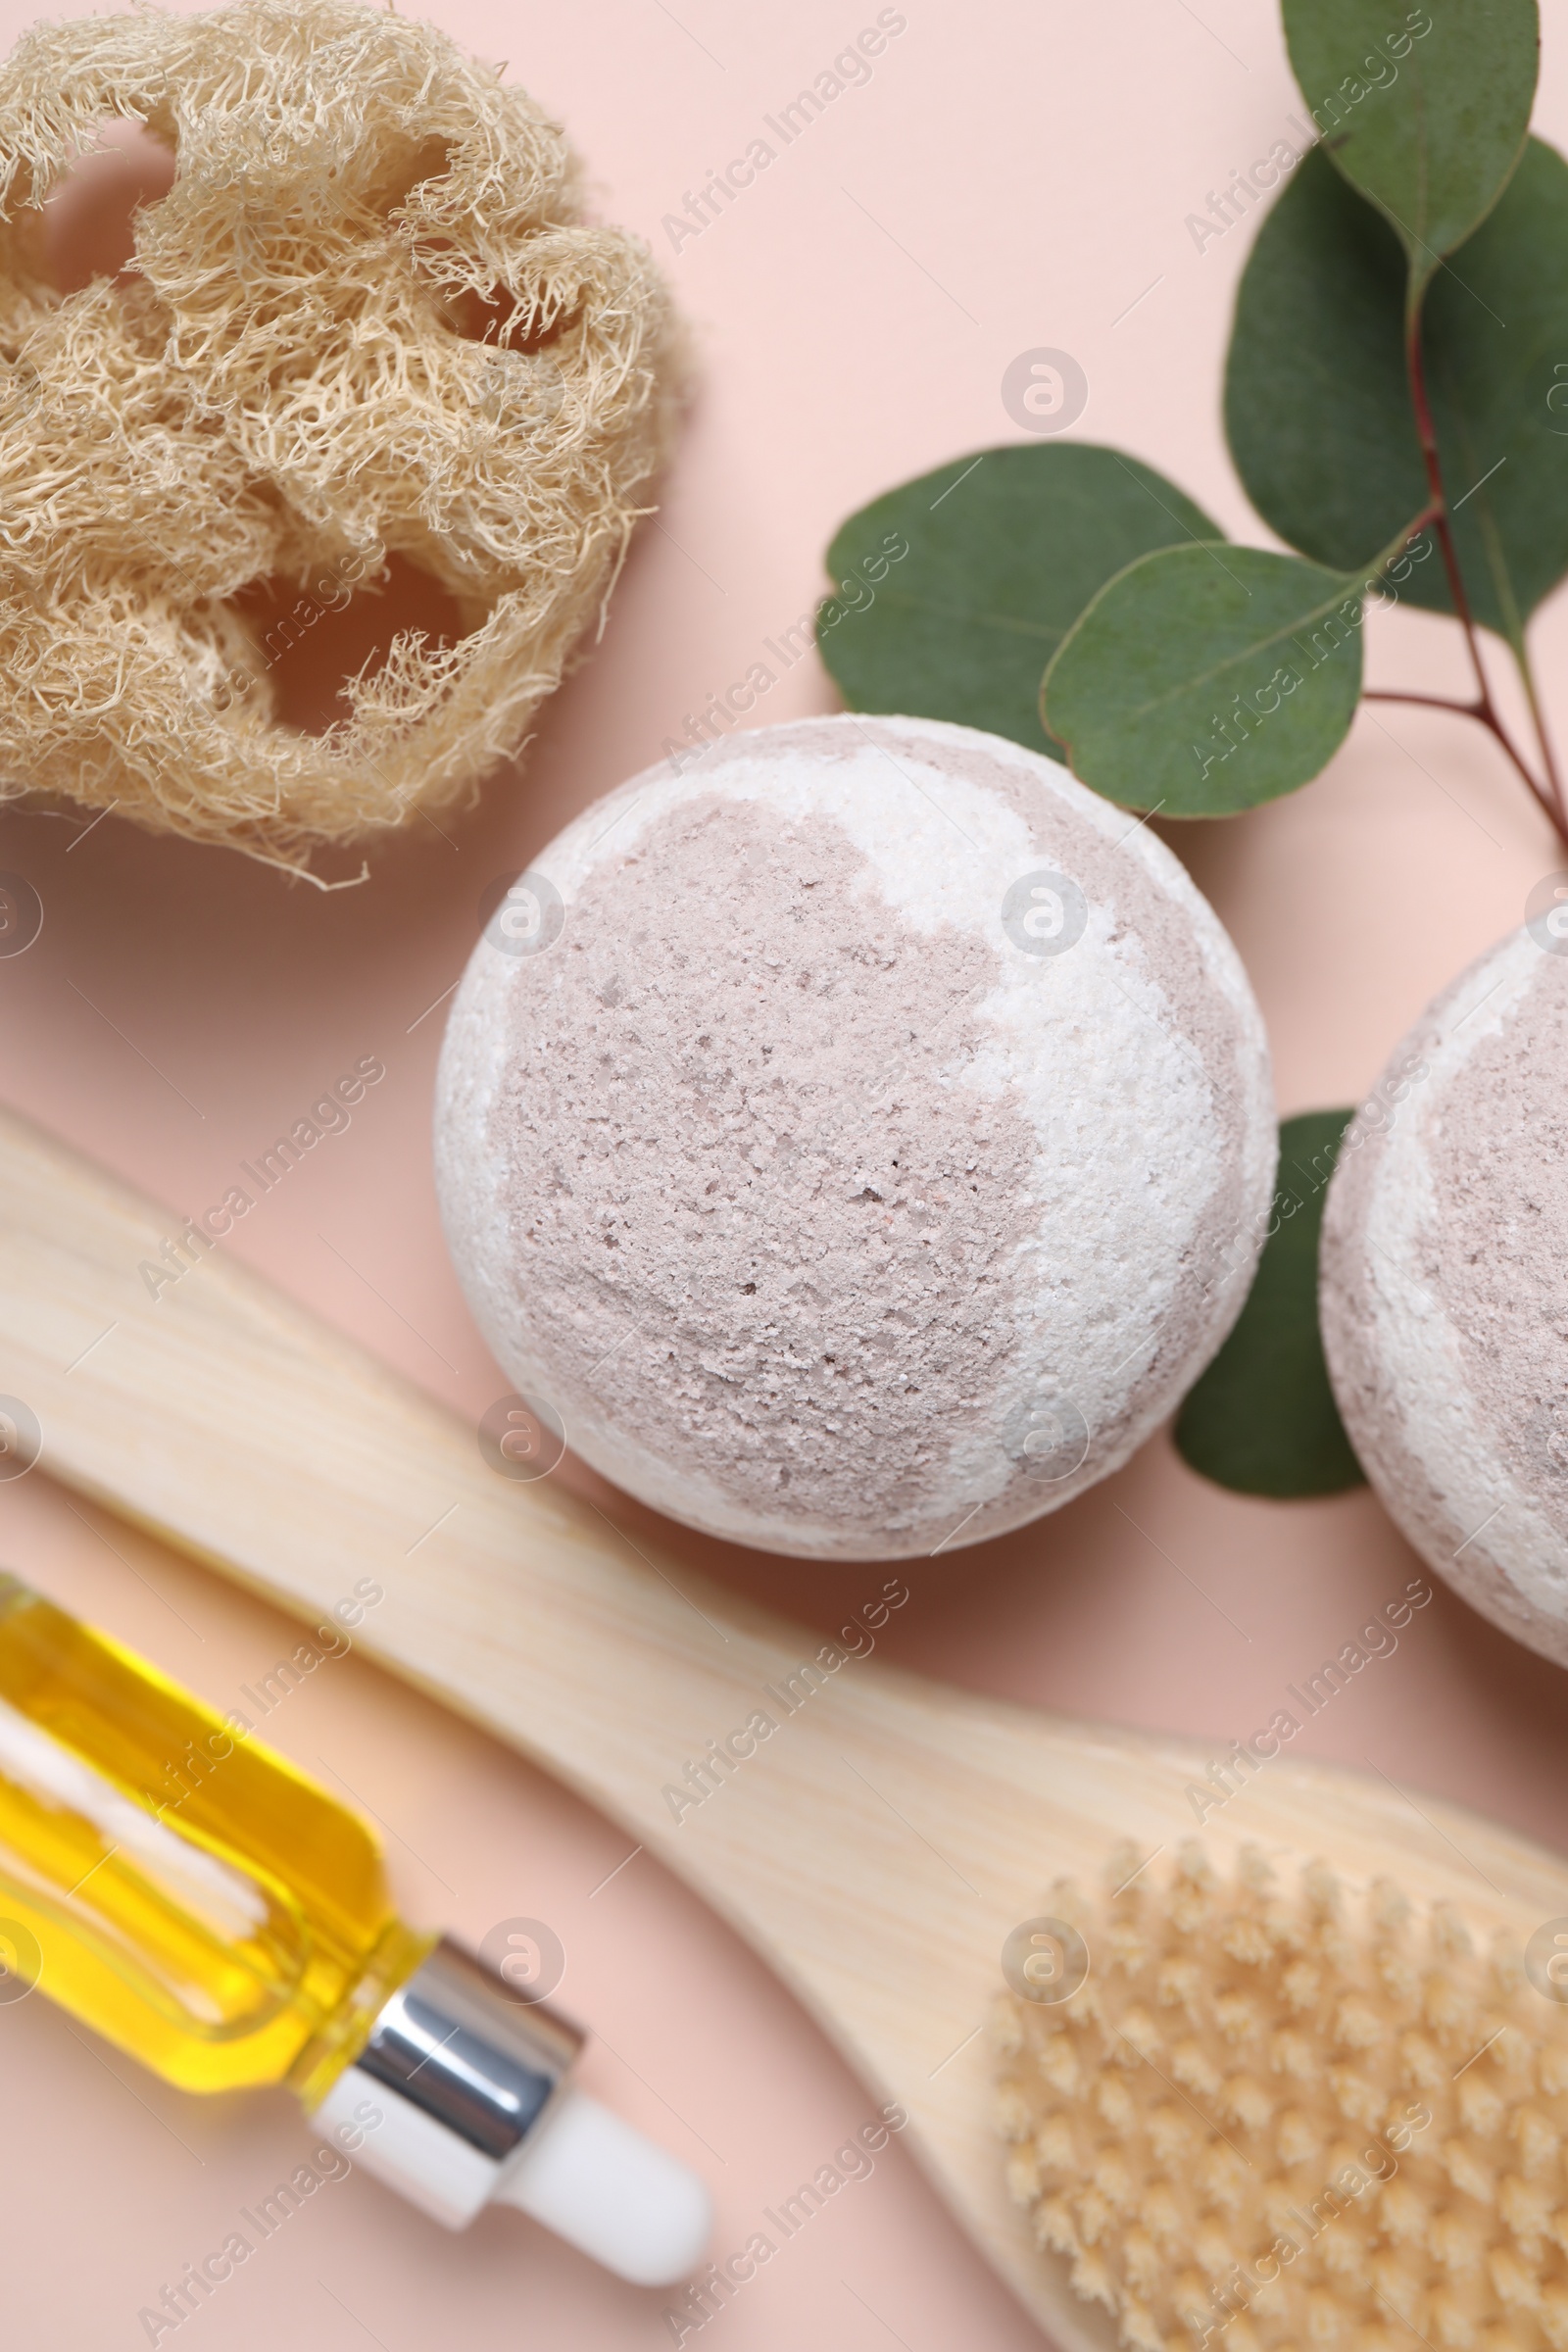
435 715 1276 1559
1322 923 1568 1663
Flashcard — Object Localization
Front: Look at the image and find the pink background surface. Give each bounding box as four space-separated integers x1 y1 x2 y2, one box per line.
4 1 1568 2346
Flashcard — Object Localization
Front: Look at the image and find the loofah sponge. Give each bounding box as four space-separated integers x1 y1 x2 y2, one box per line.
995 1845 1568 2352
0 0 680 875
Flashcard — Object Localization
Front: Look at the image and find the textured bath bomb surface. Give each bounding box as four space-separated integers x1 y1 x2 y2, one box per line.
1322 925 1568 1662
435 716 1276 1559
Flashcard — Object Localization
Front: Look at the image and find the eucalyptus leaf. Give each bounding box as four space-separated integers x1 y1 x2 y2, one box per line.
1175 1110 1365 1499
1283 0 1538 289
1226 147 1425 578
816 444 1221 758
1423 136 1568 636
1226 137 1568 635
1041 545 1364 813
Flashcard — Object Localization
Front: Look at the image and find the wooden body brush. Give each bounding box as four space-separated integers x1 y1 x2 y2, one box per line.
3 1101 1568 2352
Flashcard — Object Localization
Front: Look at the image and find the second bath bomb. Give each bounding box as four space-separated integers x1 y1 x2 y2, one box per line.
435 715 1275 1558
1322 925 1568 1663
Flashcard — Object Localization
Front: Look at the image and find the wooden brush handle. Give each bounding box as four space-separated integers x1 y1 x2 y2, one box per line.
0 1107 1190 2344
0 1103 848 1855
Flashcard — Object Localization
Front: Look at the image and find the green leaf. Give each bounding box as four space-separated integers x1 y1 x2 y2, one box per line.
1423 137 1568 635
1283 0 1538 290
1226 147 1425 579
816 444 1221 758
1226 137 1568 635
1040 545 1364 813
1175 1110 1366 1499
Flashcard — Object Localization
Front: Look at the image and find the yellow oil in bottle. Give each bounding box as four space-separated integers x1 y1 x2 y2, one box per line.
0 1574 432 2099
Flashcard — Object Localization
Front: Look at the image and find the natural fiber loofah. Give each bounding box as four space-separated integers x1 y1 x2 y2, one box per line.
0 0 680 875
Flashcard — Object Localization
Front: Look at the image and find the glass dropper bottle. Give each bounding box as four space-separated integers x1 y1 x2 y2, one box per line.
0 1573 710 2283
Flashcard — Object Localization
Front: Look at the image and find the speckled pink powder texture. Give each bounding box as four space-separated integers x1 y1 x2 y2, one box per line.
1322 945 1568 1650
1432 961 1568 1522
489 792 1036 1545
1422 958 1568 1530
440 713 1276 1557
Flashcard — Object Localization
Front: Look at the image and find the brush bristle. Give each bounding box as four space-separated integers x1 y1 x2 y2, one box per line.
994 1843 1568 2352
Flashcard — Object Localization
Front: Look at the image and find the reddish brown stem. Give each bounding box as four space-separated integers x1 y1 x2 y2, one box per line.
1363 689 1478 713
1401 318 1568 846
1363 688 1567 832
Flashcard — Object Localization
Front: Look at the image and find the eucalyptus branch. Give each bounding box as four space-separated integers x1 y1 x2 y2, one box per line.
1403 318 1491 695
1363 690 1480 713
1363 686 1568 834
1400 317 1568 845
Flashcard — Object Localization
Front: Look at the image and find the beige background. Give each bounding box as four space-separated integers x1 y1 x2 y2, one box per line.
3 0 1568 2345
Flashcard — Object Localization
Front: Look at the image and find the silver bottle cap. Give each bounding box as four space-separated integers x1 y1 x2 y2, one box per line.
313 1936 583 2230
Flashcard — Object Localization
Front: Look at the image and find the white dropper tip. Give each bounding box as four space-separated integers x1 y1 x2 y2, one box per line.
495 2086 712 2286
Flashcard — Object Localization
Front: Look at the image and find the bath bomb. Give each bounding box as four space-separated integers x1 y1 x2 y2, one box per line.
435 715 1275 1559
1322 922 1568 1662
